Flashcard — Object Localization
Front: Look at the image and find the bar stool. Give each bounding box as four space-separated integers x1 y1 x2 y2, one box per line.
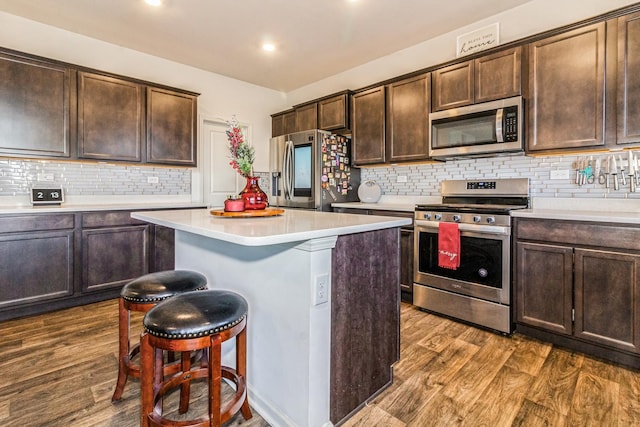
140 289 252 427
112 270 208 401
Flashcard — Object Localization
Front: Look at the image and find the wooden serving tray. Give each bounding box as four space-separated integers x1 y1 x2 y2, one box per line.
210 208 285 218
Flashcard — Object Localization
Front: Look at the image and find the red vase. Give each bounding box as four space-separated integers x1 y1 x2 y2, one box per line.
240 176 268 210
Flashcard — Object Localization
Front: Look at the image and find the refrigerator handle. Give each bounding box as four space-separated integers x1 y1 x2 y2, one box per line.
283 140 293 200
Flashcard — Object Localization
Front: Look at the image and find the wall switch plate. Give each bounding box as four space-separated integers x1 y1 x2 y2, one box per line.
313 273 329 305
550 169 570 180
397 175 408 183
147 176 159 184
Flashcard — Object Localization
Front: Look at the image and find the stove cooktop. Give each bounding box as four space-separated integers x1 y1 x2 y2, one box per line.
416 178 531 215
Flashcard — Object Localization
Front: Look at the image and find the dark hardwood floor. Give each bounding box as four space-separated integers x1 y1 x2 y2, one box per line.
0 299 639 426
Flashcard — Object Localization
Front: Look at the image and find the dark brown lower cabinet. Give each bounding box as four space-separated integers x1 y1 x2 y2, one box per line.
0 230 75 309
515 218 640 368
0 208 187 321
330 227 400 424
151 225 175 271
82 225 149 292
334 207 414 303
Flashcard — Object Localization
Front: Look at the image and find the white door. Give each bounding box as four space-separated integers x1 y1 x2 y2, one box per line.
201 119 244 208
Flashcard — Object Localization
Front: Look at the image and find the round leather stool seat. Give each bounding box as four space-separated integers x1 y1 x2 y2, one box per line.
111 270 208 402
140 289 252 427
121 270 208 303
144 290 248 339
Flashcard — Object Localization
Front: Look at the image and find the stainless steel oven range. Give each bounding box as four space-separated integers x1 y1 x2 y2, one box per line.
413 178 529 334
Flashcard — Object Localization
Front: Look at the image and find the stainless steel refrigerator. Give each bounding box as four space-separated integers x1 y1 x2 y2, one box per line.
269 129 360 211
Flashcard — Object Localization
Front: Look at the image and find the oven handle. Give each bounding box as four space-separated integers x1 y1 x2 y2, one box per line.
415 220 510 236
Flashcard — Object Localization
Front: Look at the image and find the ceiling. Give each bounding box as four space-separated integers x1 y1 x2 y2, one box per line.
0 0 532 92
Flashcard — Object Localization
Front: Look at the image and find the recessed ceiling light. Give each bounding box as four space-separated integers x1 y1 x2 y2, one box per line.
145 0 162 6
262 43 276 52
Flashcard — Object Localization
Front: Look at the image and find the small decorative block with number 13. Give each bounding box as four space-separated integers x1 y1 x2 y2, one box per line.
31 187 64 205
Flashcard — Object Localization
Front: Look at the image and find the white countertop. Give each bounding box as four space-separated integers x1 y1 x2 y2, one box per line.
132 208 411 247
332 195 441 213
512 208 640 224
0 202 206 215
512 197 640 224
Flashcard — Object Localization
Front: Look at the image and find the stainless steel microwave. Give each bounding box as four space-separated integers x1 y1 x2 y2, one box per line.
428 96 523 160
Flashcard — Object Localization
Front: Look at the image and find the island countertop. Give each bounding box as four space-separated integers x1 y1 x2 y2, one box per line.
131 208 411 246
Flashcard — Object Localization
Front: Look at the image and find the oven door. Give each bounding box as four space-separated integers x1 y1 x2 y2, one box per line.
413 220 511 305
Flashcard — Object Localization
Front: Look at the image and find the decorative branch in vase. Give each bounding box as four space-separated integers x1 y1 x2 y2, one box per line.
226 116 268 210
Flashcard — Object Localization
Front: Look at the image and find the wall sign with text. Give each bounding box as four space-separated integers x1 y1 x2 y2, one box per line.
456 23 500 57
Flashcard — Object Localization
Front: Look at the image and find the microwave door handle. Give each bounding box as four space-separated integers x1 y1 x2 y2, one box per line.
495 108 504 143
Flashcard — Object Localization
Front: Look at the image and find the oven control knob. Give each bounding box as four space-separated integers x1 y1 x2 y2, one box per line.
473 216 481 223
453 215 461 222
434 214 442 221
478 268 488 278
424 213 432 220
486 217 496 224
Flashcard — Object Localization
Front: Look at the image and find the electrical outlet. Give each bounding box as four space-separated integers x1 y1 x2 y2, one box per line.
397 175 408 183
37 173 54 182
147 176 159 184
313 273 329 305
550 169 570 180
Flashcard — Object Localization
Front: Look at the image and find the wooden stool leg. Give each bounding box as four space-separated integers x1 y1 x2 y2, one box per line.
178 351 191 414
237 326 252 420
209 335 222 426
140 332 153 427
112 297 130 401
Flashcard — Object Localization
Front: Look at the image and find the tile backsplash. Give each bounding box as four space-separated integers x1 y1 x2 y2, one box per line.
0 158 191 196
362 154 640 199
3 153 638 203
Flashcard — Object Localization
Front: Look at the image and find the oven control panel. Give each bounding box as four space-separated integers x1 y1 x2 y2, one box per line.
414 211 511 227
466 181 496 190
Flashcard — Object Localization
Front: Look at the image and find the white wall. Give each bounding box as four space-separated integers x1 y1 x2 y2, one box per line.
0 11 288 174
286 0 638 105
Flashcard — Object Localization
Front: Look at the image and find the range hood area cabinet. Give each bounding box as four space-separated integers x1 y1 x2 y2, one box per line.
0 47 198 166
514 217 640 369
352 73 431 166
431 46 523 112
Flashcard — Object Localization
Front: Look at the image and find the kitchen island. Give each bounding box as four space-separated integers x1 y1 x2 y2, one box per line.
131 208 411 427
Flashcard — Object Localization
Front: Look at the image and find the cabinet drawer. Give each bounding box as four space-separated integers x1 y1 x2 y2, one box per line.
82 211 145 228
0 214 75 233
516 218 640 251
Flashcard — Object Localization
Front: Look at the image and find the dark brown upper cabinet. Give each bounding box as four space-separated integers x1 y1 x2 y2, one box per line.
78 72 144 162
146 87 197 166
617 11 640 145
386 73 431 162
0 47 198 166
295 103 318 132
432 60 474 111
432 46 522 111
475 47 522 103
271 110 296 137
318 92 350 131
352 86 386 165
272 92 352 137
527 22 607 152
0 52 71 158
